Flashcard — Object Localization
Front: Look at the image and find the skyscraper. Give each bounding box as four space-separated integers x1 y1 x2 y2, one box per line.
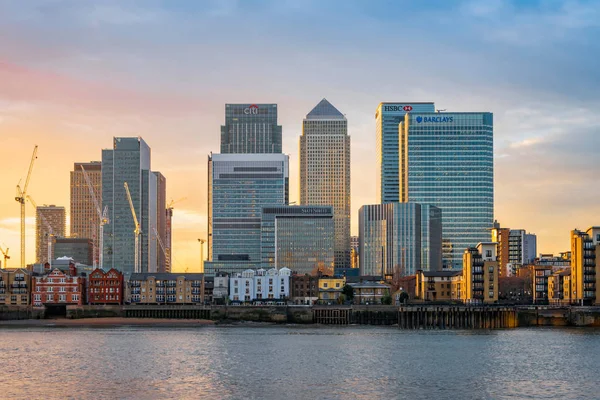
299 99 351 270
206 153 289 276
154 172 167 273
220 104 282 154
399 112 494 269
102 137 158 275
70 161 102 265
358 203 441 277
35 205 66 264
375 102 435 203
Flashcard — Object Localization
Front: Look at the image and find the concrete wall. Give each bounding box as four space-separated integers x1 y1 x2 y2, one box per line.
66 305 123 319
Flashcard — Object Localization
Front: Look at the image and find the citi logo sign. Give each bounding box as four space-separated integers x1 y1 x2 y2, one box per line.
244 104 259 115
403 105 412 111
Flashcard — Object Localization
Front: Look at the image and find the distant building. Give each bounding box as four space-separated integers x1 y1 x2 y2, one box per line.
415 270 463 302
261 205 334 275
461 243 498 304
531 265 553 304
35 205 66 265
228 268 291 302
87 268 124 305
32 265 86 307
348 281 391 305
549 268 571 305
70 161 102 265
350 236 359 270
290 274 319 305
300 99 351 270
317 276 346 303
54 238 93 266
359 203 442 277
154 172 167 273
212 272 229 304
491 221 510 276
220 103 282 154
0 268 31 306
570 228 600 305
128 273 205 305
508 229 537 266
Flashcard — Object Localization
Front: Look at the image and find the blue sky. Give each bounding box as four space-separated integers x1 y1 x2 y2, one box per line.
0 0 599 268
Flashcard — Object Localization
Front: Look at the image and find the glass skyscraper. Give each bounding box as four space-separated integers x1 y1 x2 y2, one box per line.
399 112 494 269
261 205 334 275
206 153 289 276
300 99 351 271
102 137 159 275
221 104 282 154
376 102 436 203
358 203 441 277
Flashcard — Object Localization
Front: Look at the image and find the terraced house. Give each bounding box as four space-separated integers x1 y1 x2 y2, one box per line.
32 266 86 307
88 268 124 305
128 273 205 305
0 268 31 306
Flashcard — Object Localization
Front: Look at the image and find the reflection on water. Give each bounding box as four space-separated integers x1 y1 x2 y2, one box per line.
0 326 599 399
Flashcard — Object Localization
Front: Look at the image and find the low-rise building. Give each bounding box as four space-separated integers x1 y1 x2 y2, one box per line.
213 272 229 304
32 265 86 307
128 273 205 305
415 270 462 302
532 265 553 304
229 268 291 303
349 281 391 304
462 242 498 304
290 274 319 305
318 276 345 303
0 268 31 306
548 268 571 305
87 268 124 305
570 228 600 305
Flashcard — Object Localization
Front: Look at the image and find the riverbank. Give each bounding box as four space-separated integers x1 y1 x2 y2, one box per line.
0 317 215 328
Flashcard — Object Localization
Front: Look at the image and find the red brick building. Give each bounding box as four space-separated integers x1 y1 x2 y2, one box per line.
32 265 86 307
88 268 124 305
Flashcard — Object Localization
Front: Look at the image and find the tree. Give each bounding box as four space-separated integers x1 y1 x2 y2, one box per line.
337 293 347 305
342 284 354 301
399 291 409 304
381 289 392 305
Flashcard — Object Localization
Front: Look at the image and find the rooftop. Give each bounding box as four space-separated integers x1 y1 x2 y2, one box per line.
305 99 345 120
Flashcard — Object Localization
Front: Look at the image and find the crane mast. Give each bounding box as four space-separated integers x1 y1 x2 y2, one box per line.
0 246 9 269
15 145 38 268
124 182 141 273
80 165 109 269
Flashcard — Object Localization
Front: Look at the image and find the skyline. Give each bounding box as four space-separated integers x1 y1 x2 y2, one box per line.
1 0 600 270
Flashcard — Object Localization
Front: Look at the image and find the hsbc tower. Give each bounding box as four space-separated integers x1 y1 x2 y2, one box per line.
221 103 282 154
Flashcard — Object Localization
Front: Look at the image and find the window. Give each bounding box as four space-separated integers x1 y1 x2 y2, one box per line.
335 283 340 288
72 294 79 301
486 250 492 258
47 287 53 292
34 294 41 301
324 283 328 288
46 294 53 301
59 295 66 302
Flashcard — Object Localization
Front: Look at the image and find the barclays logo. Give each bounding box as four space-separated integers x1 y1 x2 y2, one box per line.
416 116 453 123
416 116 423 123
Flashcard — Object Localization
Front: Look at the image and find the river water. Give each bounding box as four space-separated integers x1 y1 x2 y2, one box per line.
0 325 598 399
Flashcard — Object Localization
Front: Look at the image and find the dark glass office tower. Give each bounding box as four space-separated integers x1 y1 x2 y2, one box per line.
221 104 282 154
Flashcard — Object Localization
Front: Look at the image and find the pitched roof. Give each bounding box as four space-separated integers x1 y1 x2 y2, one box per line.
129 273 204 281
306 98 345 120
422 270 462 278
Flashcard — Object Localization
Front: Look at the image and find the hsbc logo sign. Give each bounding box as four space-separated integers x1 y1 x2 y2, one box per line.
403 105 412 111
243 104 259 115
383 105 414 112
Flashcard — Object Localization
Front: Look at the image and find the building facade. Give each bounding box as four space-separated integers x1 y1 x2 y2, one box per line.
399 112 494 269
359 203 442 277
87 268 124 305
461 243 498 304
318 276 346 303
0 268 31 306
54 238 93 266
128 273 205 305
348 281 391 305
375 102 436 203
491 221 510 276
70 161 102 265
229 268 291 302
261 205 334 275
570 228 600 305
206 153 289 276
102 137 161 275
32 266 86 307
415 270 462 302
508 229 537 266
290 274 319 305
220 103 282 154
154 172 167 273
35 205 66 265
212 272 229 304
299 99 351 270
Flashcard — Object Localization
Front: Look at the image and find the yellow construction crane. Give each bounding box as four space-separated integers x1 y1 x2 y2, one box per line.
26 195 54 268
166 197 187 209
0 246 9 269
15 145 38 268
124 182 141 273
197 238 206 274
80 165 109 269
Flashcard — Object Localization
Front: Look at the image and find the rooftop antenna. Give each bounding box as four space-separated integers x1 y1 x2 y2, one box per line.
436 109 447 113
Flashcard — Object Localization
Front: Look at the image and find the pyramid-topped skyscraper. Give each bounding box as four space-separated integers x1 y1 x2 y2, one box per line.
300 99 351 271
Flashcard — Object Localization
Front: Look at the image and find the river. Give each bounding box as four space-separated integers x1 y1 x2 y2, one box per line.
0 325 598 399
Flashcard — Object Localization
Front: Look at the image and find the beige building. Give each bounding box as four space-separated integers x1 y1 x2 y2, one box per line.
415 270 463 302
570 228 600 305
36 205 66 265
299 99 351 270
548 268 571 305
128 273 205 305
462 242 499 304
0 268 31 306
70 161 102 265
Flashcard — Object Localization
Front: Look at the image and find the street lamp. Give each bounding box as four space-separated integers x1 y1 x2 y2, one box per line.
197 238 205 273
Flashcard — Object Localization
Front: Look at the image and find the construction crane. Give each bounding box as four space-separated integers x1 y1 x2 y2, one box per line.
165 197 186 273
153 227 167 270
15 145 38 268
123 182 141 273
26 196 54 268
197 238 206 274
80 165 109 269
0 246 9 269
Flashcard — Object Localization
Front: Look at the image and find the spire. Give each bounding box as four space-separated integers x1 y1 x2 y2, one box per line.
306 98 345 120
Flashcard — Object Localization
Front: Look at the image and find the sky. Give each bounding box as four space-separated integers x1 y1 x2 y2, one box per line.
0 0 599 271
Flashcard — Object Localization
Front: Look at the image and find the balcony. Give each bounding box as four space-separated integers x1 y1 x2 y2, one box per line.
191 283 202 287
130 282 141 287
0 289 5 294
156 282 165 287
166 283 176 287
156 288 165 294
191 289 201 295
10 283 21 289
15 276 24 281
167 289 176 295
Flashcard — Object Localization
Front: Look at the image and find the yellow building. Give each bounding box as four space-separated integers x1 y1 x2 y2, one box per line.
128 273 205 305
0 268 31 306
548 268 570 305
415 270 462 301
570 228 600 306
462 243 498 304
318 276 345 303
